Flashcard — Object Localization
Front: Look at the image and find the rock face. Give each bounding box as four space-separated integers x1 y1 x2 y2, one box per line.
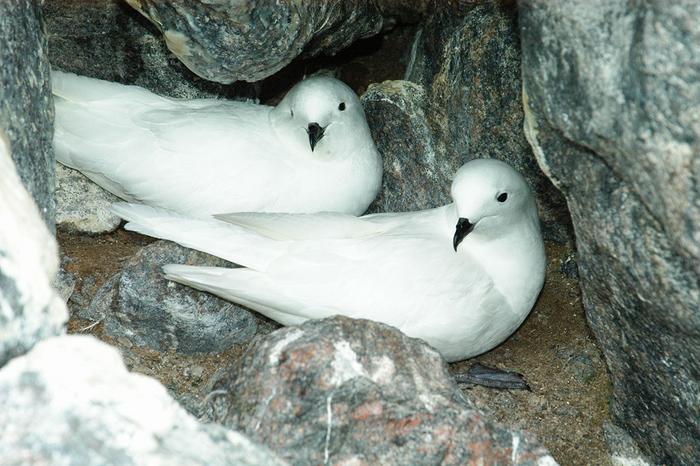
0 335 287 466
363 2 569 240
362 80 457 213
520 1 700 463
55 164 122 234
0 131 67 368
124 0 387 83
87 240 259 354
0 1 55 228
43 0 253 99
219 316 555 465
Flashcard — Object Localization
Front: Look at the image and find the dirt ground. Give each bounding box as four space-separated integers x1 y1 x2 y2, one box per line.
58 26 613 465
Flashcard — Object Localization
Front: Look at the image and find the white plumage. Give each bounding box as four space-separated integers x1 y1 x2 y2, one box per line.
53 70 382 216
113 159 546 362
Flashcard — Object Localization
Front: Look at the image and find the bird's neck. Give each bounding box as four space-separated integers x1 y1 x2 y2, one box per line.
462 212 545 320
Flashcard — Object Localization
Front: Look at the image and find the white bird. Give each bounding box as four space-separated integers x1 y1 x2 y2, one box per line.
52 71 382 216
113 159 546 362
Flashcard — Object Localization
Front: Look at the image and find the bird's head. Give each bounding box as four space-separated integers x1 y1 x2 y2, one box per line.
450 158 537 251
271 76 370 157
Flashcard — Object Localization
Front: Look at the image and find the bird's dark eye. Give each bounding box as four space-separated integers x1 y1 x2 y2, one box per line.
497 192 508 203
338 102 346 111
290 109 294 117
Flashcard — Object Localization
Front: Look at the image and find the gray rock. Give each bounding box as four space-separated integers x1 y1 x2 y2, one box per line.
399 1 570 240
55 164 122 234
43 0 254 99
362 80 457 213
0 335 288 466
0 0 55 229
124 0 391 83
52 267 76 303
520 1 700 463
603 422 652 466
0 130 67 368
70 273 105 317
91 240 260 354
218 316 555 465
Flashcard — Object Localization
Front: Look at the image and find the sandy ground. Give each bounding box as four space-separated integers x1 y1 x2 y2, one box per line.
58 26 613 465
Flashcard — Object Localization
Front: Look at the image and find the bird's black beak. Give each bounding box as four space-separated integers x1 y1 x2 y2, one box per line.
453 217 475 251
307 122 326 151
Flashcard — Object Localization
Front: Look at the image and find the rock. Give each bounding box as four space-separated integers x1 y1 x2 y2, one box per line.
362 80 457 212
55 164 122 234
0 130 67 368
556 347 597 385
559 253 579 280
603 422 652 466
520 1 700 463
52 267 76 303
218 316 555 465
43 0 254 99
0 0 55 228
393 1 569 239
70 273 105 317
123 0 401 83
0 335 287 466
90 240 261 354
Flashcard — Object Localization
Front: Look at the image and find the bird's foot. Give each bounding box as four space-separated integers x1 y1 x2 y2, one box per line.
453 362 530 390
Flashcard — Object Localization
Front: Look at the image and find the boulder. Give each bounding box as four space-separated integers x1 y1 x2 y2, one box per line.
362 80 457 213
218 316 555 465
88 240 262 354
55 164 122 234
0 130 66 368
123 0 427 84
0 1 55 228
44 0 254 99
363 2 570 240
520 1 700 463
0 335 287 466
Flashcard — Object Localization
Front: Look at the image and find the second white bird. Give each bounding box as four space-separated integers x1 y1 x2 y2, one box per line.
114 159 546 362
53 71 382 216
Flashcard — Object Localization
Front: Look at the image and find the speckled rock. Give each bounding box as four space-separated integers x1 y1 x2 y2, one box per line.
88 241 261 354
399 1 569 240
124 0 388 83
55 164 122 234
0 131 66 368
0 1 55 228
0 335 287 466
362 80 457 213
52 267 76 303
604 422 651 466
218 316 555 465
521 1 700 463
43 0 253 99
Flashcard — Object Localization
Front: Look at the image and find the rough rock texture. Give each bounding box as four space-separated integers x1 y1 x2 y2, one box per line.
55 164 122 234
44 0 253 99
373 1 567 239
0 131 67 368
87 240 258 354
218 316 555 465
124 0 387 83
0 1 55 228
520 1 700 463
0 335 287 466
604 422 651 466
362 80 458 213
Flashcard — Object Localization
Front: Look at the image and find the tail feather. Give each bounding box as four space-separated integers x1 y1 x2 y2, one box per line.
112 203 283 270
163 264 306 326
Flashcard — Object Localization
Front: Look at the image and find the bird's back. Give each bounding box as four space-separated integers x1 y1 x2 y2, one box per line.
52 71 290 214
